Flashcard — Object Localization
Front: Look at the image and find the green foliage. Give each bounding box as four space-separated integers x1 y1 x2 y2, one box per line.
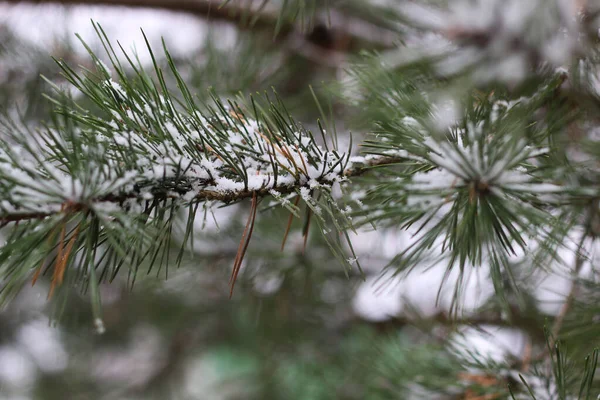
0 23 363 313
1 0 600 398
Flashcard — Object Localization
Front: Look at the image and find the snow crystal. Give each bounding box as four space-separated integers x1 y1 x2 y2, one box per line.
106 79 125 97
299 187 311 202
94 318 106 335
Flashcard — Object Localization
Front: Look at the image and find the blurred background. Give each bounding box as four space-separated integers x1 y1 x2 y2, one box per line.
0 1 578 399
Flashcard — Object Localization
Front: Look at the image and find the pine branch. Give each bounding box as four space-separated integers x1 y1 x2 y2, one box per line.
2 0 397 50
0 24 408 307
0 154 403 224
4 0 279 28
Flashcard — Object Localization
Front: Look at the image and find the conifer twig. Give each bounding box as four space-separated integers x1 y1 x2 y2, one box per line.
0 155 405 224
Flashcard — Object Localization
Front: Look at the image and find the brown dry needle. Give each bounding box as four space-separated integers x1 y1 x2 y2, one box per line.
229 192 258 298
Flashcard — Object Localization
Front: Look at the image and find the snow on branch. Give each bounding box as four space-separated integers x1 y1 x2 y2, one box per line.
0 100 403 224
0 26 408 308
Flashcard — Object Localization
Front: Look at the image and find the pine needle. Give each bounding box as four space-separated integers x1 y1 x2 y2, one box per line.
49 223 81 299
229 192 258 298
302 206 312 254
281 195 301 251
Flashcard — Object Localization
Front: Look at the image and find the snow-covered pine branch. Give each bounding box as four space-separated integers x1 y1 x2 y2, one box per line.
345 53 600 313
0 26 410 306
0 98 398 224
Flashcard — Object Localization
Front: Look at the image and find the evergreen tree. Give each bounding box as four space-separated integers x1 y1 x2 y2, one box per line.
0 0 599 398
